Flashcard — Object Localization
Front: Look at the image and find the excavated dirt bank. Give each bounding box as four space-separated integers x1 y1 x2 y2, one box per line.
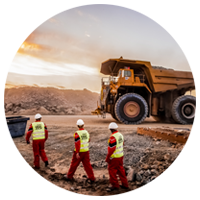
4 87 99 115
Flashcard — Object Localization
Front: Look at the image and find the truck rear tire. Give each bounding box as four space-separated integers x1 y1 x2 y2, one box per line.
115 93 148 124
171 95 196 124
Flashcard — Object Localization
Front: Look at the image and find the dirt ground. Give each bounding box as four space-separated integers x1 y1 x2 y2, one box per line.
12 115 192 196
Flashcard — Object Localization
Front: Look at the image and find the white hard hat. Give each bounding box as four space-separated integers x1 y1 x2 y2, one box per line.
108 122 118 129
76 119 84 126
35 113 42 119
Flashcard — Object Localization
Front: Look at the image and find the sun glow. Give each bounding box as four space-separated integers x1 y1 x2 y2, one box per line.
4 41 42 53
10 53 99 76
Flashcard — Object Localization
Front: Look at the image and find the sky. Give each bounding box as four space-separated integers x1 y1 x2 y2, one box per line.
6 4 191 92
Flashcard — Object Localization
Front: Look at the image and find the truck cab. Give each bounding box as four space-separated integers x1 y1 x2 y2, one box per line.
101 68 135 99
117 68 134 85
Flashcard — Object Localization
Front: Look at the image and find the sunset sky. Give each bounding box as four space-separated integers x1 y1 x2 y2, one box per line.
6 4 191 92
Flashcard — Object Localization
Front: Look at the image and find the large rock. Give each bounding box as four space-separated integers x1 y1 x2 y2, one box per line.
157 155 165 161
13 106 21 113
5 103 13 112
124 165 132 175
66 108 74 114
138 170 144 175
164 154 171 161
150 176 157 181
162 163 170 169
158 165 164 171
148 157 155 164
151 169 158 175
70 187 75 191
57 106 69 114
136 173 142 181
153 161 163 166
144 170 151 177
136 181 141 186
50 106 58 113
102 162 107 168
150 165 158 169
127 168 136 182
142 164 149 170
76 186 82 190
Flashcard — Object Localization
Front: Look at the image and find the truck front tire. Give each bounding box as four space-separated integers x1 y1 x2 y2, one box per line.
110 106 118 121
171 95 196 124
115 93 148 124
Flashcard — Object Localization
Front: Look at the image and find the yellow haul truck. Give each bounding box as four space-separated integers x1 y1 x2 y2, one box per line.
92 57 195 124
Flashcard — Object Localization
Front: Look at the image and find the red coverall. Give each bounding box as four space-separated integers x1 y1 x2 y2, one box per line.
26 120 48 168
105 131 129 189
67 128 95 181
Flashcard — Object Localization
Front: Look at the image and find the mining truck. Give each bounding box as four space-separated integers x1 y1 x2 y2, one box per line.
92 57 195 124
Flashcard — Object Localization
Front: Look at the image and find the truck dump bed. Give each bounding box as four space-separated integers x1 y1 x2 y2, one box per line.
100 58 195 93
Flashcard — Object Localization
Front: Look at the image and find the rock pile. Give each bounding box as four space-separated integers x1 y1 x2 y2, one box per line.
125 152 174 187
4 86 99 115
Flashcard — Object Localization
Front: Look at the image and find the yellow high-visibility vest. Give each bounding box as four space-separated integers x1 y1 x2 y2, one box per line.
32 122 45 140
110 132 124 158
74 130 90 152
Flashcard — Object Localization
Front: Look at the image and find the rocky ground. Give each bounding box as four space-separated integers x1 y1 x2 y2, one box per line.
11 115 190 196
4 86 99 115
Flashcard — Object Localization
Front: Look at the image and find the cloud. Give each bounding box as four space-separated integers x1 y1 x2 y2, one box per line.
15 29 114 71
76 9 83 16
85 33 91 37
10 53 99 76
6 72 103 93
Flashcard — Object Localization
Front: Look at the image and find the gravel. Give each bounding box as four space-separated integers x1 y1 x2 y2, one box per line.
12 117 185 196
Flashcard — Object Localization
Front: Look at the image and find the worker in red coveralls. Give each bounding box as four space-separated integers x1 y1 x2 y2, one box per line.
105 122 129 192
26 113 49 169
64 119 95 183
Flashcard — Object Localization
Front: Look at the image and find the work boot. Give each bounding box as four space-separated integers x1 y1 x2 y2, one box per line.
120 185 129 190
63 175 74 181
106 186 119 192
45 161 49 167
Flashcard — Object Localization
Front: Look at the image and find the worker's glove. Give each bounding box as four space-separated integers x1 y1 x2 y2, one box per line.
27 141 30 144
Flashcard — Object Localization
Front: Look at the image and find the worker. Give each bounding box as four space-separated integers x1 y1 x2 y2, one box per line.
64 119 95 183
105 122 129 192
26 113 49 169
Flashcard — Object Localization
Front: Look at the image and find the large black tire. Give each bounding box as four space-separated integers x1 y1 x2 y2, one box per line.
115 93 148 124
110 109 118 121
171 95 196 124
